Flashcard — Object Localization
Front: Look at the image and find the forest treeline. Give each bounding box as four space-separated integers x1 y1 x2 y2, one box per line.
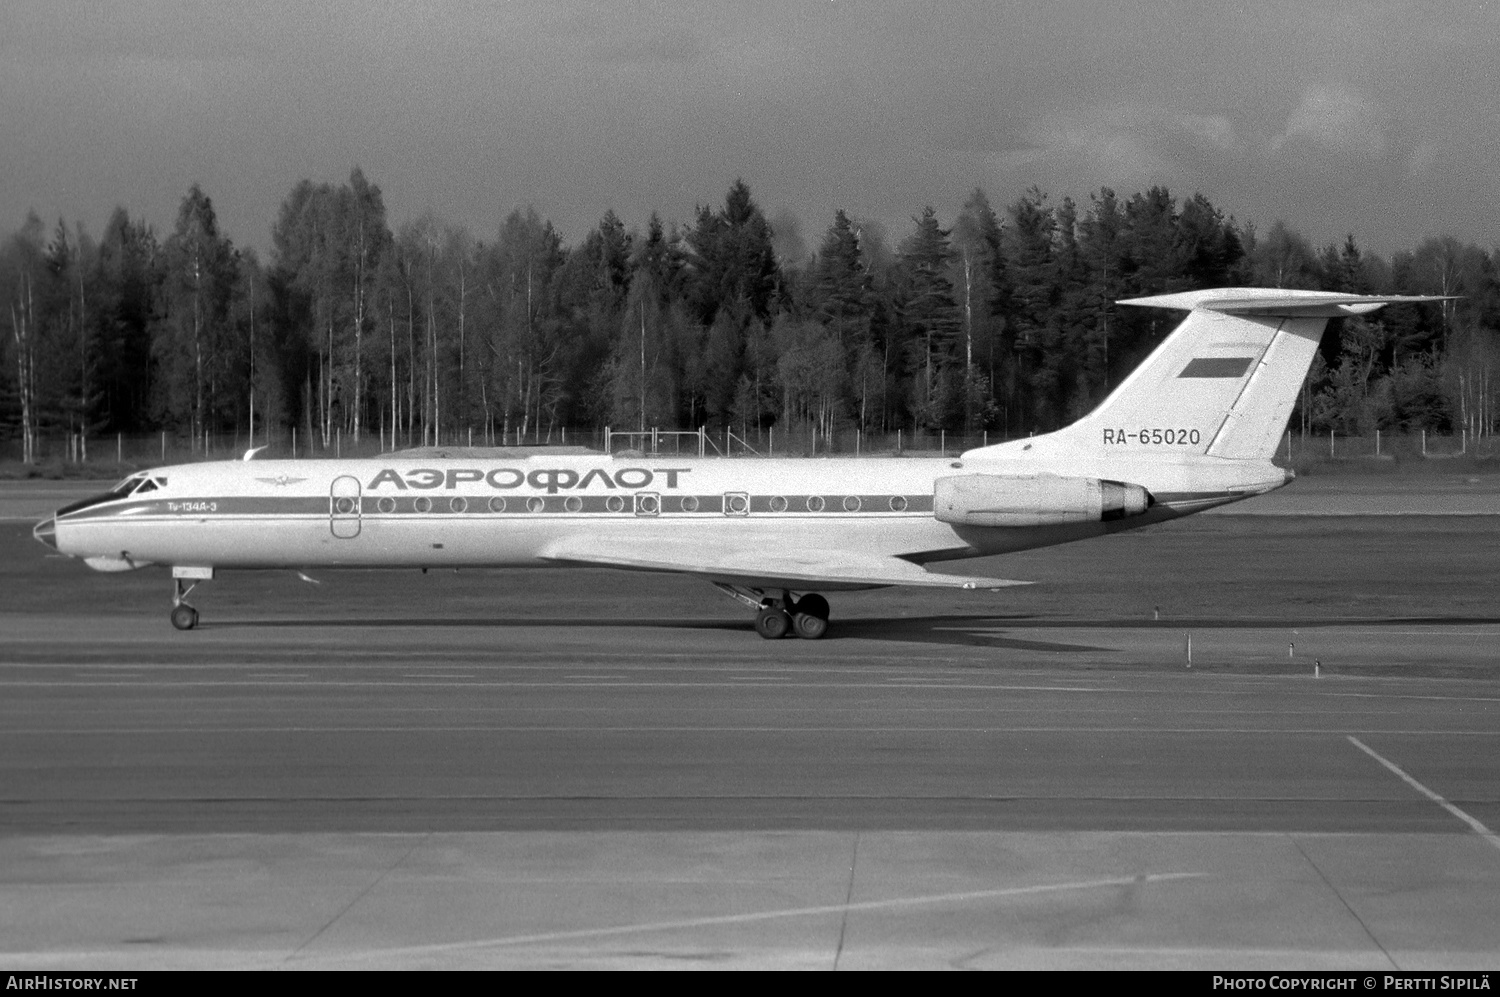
4 170 1500 462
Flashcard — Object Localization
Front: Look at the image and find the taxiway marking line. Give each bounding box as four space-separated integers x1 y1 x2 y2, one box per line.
293 871 1206 963
7 725 1500 736
0 680 1120 692
1347 735 1500 852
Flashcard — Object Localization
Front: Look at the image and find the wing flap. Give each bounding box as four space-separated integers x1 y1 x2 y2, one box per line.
540 538 1028 591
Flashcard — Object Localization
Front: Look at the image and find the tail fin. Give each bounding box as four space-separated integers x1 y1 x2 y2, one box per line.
967 289 1452 462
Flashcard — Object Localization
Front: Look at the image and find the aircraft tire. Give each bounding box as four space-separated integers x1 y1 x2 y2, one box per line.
754 608 791 640
793 612 828 640
170 605 198 631
794 594 830 620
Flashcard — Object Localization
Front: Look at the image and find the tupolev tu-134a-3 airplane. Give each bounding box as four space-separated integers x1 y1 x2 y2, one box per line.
33 288 1449 639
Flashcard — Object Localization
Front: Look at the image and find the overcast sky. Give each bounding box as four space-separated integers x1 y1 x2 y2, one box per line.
4 0 1498 258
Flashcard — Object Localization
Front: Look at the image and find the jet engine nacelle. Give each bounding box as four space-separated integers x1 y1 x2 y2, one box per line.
934 473 1152 528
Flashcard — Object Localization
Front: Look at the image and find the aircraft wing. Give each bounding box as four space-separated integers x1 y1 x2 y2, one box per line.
539 538 1029 591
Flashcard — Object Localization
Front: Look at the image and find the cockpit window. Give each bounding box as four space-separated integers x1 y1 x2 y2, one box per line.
103 473 167 499
109 472 149 498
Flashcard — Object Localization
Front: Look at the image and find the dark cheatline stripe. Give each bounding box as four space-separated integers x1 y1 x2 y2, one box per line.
1179 356 1254 378
59 492 936 523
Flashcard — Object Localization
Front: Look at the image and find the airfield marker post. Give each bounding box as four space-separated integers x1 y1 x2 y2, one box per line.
117 433 121 464
1330 428 1335 459
1423 429 1427 456
161 432 165 462
1186 632 1192 667
1377 429 1381 456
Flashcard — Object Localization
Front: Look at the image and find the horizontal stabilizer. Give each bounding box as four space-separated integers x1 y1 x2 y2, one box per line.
1119 288 1456 318
541 538 1028 591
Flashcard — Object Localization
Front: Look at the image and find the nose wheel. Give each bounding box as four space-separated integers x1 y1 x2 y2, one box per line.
170 603 200 631
171 577 200 630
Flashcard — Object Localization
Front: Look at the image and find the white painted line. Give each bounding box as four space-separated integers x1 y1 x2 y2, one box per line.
295 871 1206 964
1348 735 1500 852
7 725 1500 736
0 680 1119 691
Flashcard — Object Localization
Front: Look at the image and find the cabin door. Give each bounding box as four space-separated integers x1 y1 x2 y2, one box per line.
330 475 362 539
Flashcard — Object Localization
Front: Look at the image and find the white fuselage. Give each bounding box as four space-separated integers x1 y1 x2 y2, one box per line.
47 449 1286 577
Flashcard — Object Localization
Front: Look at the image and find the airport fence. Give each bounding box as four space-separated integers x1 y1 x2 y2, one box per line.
2 425 1498 471
0 425 1024 467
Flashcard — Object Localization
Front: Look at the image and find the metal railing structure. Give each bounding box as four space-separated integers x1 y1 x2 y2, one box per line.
1283 428 1484 463
4 426 1499 469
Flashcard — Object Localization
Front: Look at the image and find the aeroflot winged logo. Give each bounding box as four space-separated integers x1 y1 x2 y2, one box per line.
367 467 691 493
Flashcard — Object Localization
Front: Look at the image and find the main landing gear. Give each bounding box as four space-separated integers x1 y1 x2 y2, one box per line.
714 584 830 640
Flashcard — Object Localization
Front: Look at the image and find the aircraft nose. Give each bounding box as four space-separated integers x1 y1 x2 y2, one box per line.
32 516 57 551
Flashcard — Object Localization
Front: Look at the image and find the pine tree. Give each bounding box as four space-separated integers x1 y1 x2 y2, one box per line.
809 209 873 346
897 207 961 428
159 185 236 447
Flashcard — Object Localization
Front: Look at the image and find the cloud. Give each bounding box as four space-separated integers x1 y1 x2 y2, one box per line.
1406 142 1439 176
1271 86 1387 157
991 105 1240 188
1171 112 1237 151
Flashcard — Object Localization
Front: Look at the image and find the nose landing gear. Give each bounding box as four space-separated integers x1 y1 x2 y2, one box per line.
716 583 831 640
171 578 200 630
169 567 213 631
